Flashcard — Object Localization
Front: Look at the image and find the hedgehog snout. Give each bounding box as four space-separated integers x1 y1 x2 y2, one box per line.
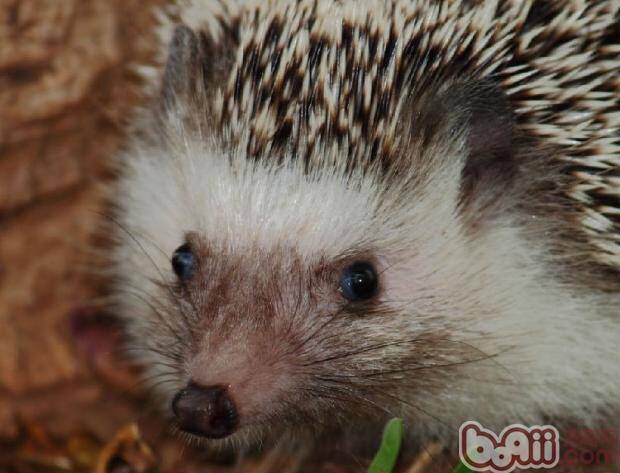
172 383 239 438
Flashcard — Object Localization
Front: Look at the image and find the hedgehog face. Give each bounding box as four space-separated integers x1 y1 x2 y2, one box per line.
112 141 401 441
112 126 525 443
113 15 526 443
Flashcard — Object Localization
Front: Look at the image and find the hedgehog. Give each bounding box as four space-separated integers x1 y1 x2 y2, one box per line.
108 0 620 454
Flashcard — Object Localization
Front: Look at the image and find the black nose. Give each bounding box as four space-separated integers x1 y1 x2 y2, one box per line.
171 383 239 439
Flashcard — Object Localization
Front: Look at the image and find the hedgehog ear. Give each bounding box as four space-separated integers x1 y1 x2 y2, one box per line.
460 80 516 206
440 80 517 209
458 81 517 208
160 25 209 113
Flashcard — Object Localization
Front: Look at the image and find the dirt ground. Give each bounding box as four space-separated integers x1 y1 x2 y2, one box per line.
0 1 618 472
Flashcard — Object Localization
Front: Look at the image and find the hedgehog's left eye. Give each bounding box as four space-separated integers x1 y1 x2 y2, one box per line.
172 243 194 280
339 261 378 302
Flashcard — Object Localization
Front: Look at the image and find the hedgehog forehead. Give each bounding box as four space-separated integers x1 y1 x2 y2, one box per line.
182 149 380 258
126 141 382 263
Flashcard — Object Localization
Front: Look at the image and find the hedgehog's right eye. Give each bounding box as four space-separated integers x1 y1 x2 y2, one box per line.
172 243 194 280
339 261 379 302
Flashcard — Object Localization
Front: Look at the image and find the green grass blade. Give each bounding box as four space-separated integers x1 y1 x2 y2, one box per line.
368 418 404 473
453 458 475 473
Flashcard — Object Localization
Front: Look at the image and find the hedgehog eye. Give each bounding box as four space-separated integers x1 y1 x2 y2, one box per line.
171 243 194 280
339 261 378 302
